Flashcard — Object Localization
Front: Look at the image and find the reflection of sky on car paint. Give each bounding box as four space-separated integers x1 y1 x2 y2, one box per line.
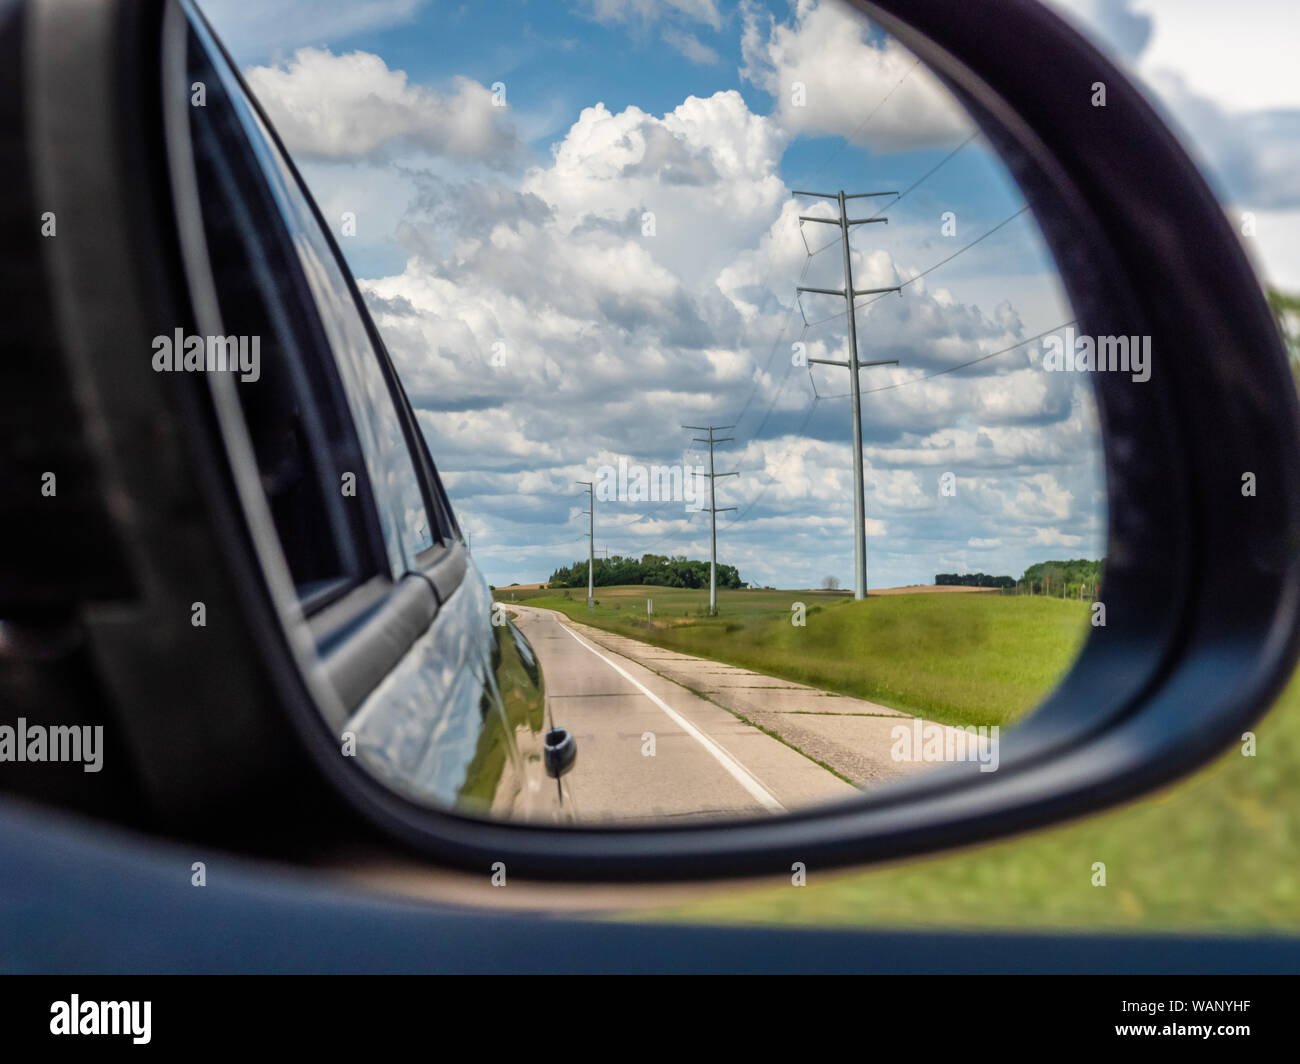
346 564 495 809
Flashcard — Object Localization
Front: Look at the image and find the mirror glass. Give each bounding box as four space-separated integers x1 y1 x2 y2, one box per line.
199 0 1108 824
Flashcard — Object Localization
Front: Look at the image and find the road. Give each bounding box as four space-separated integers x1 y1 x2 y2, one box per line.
510 605 860 822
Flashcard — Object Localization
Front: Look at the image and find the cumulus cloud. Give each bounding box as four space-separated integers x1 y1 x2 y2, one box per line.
521 91 790 290
739 0 970 152
230 8 1105 588
244 48 523 164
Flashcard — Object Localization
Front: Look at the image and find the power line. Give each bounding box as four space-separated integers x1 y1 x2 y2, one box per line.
722 399 821 527
639 203 1037 559
863 131 979 221
819 320 1077 400
726 59 927 440
803 205 1030 328
748 326 806 443
732 129 985 471
727 272 807 433
721 319 1077 525
721 131 991 531
798 58 922 180
566 70 1009 574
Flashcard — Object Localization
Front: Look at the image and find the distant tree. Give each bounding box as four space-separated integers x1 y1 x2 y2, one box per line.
1020 558 1106 598
821 575 840 590
547 553 742 590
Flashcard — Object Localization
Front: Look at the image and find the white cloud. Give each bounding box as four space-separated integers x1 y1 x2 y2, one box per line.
1047 0 1300 218
579 0 724 31
198 0 427 59
1136 70 1300 211
662 27 722 65
361 125 1099 582
739 0 970 152
522 91 790 289
185 0 1116 589
1052 0 1297 113
1031 527 1084 548
244 48 523 164
227 12 1107 588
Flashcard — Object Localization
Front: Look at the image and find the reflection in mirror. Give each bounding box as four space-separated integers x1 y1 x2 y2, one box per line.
202 0 1106 825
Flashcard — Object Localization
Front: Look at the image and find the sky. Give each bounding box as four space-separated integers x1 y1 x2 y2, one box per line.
197 0 1298 590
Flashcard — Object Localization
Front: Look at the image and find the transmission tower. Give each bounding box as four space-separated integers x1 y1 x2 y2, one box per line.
794 187 902 599
576 480 594 608
683 425 739 615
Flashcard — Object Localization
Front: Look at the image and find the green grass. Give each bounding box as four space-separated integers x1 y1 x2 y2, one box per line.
506 585 1088 728
505 583 1300 933
646 672 1300 934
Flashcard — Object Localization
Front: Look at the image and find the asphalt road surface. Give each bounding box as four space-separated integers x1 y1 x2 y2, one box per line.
510 605 859 822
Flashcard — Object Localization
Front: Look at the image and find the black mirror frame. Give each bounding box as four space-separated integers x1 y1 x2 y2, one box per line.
22 0 1300 881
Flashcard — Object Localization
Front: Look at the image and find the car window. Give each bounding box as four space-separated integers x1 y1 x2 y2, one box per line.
192 32 436 576
185 31 375 605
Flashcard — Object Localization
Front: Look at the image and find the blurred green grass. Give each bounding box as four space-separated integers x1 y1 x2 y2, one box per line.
646 671 1300 933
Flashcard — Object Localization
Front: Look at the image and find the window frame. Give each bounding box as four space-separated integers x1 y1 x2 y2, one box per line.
182 12 467 614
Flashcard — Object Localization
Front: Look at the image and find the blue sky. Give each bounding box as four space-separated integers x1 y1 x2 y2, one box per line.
197 0 1297 589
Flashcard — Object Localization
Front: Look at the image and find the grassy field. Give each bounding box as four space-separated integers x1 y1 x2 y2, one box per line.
500 584 1089 729
646 670 1300 934
501 582 1300 933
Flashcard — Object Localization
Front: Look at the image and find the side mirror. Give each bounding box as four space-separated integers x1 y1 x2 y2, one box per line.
4 0 1297 883
544 728 577 780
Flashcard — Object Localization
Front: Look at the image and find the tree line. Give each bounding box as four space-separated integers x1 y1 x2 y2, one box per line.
1020 558 1104 595
937 558 1105 595
548 553 743 590
935 573 1016 588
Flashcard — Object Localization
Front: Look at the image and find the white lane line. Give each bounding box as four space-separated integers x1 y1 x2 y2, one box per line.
551 615 786 814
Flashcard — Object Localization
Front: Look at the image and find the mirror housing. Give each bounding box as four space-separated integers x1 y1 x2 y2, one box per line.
544 729 578 781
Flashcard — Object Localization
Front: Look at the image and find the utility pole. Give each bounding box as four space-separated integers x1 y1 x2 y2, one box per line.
794 188 902 600
576 480 594 609
683 425 738 616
